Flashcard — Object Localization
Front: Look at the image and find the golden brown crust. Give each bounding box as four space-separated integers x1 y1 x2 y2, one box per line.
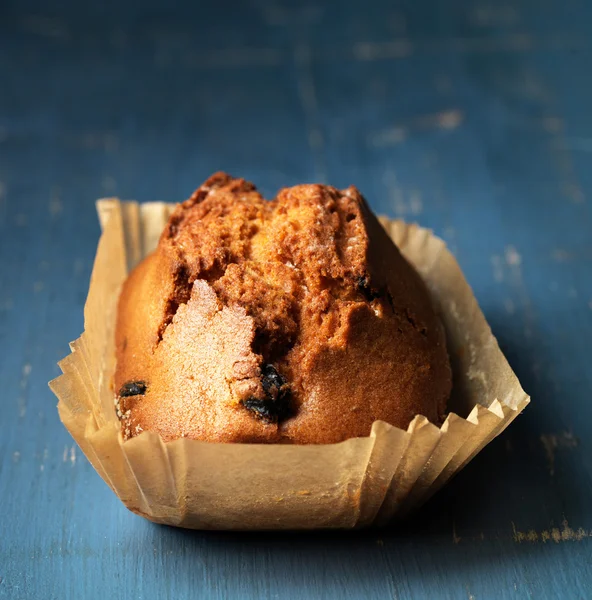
114 173 451 444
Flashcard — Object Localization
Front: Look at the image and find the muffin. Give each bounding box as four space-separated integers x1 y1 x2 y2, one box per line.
114 173 451 444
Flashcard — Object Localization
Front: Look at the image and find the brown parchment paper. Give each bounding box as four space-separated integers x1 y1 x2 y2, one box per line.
49 200 530 530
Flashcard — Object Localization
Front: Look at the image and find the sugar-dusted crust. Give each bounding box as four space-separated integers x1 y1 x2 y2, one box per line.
114 173 451 444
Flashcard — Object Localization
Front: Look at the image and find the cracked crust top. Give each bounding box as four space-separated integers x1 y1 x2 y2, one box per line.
114 172 452 444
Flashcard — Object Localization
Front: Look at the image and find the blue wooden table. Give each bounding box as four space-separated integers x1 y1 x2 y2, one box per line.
1 0 591 598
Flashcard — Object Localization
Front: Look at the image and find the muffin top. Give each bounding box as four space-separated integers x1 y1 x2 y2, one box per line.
114 173 451 444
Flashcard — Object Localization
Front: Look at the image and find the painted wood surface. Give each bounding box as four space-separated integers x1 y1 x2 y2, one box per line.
1 0 591 598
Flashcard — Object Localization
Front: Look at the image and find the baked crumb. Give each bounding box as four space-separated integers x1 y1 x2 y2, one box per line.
114 173 451 444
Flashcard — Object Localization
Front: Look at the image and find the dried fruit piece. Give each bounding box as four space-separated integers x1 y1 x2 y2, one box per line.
356 275 380 301
119 381 147 397
242 364 291 423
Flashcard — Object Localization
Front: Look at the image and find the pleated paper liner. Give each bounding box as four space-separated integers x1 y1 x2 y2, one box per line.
49 199 529 530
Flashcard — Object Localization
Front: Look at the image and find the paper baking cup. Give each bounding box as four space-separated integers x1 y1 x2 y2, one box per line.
49 199 529 530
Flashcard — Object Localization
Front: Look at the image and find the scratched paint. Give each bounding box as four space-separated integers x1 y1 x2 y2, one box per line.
64 132 119 153
430 110 463 130
352 33 584 60
490 255 504 282
540 432 578 476
62 445 78 465
408 190 423 215
0 180 6 225
18 363 32 418
368 127 406 147
49 187 63 217
73 258 85 275
354 40 414 60
504 245 522 267
261 5 324 26
470 5 520 27
39 448 49 472
101 175 117 193
564 137 592 153
434 74 453 94
513 520 591 543
381 169 425 217
369 110 463 147
503 298 515 314
552 248 572 262
542 116 563 134
294 44 326 182
542 102 587 204
183 48 283 69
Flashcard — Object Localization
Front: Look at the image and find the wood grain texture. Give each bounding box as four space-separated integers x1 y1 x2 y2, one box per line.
1 0 591 598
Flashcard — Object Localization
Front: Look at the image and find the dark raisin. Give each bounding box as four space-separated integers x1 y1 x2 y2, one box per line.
260 363 285 393
242 364 292 423
242 398 277 422
119 381 147 397
357 275 381 301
